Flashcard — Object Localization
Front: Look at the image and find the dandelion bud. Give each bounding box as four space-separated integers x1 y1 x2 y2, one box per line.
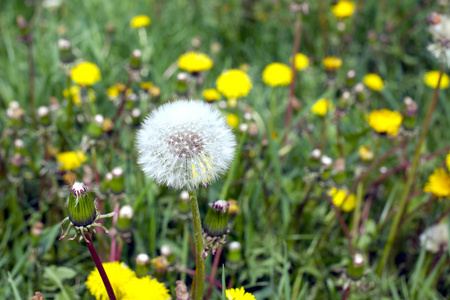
31 292 44 300
125 93 138 111
30 221 44 246
16 16 28 35
131 108 142 126
227 241 242 263
307 149 322 171
358 146 374 162
57 39 75 64
37 106 51 126
7 101 24 128
176 72 189 96
227 199 239 216
227 97 237 108
14 139 25 155
68 182 96 227
161 244 175 263
333 158 347 185
102 118 114 134
320 155 333 181
402 96 418 132
152 256 169 280
135 253 151 278
149 85 161 100
337 91 351 113
210 42 222 54
203 200 230 257
110 167 125 194
346 70 356 87
177 190 190 217
116 205 133 232
248 123 259 136
105 22 116 34
354 83 365 102
239 123 248 133
100 172 112 194
217 100 227 109
191 36 202 47
87 114 104 139
175 280 189 300
347 253 365 280
130 49 142 70
427 12 441 25
10 154 23 177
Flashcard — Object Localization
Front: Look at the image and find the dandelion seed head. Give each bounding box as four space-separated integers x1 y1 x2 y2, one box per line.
136 100 236 190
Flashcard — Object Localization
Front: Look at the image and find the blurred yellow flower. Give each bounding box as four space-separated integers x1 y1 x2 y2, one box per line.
363 73 384 91
367 109 403 135
293 53 309 71
202 89 221 102
63 86 96 106
216 69 252 99
70 62 101 86
178 52 213 73
56 150 87 171
227 113 239 129
239 63 250 72
424 71 449 89
358 146 374 162
424 168 450 197
323 56 342 71
140 81 152 91
329 187 356 212
446 151 450 171
106 84 132 100
226 287 256 300
332 1 355 18
86 262 136 300
311 98 333 116
228 199 240 215
122 276 170 300
262 63 293 87
130 15 151 28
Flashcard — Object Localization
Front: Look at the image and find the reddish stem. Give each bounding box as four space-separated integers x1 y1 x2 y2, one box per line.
326 195 355 255
109 203 120 262
183 268 223 290
86 235 116 300
205 245 223 300
112 76 132 124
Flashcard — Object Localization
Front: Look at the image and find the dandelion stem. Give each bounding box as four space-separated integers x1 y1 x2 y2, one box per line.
65 75 74 135
326 195 355 255
188 189 205 300
377 63 445 276
85 234 116 300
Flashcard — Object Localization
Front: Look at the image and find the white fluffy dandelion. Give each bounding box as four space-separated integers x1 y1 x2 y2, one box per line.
136 100 236 190
427 12 450 67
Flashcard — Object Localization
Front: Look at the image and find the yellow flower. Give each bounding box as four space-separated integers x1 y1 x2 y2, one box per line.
70 62 101 86
446 151 450 172
323 56 342 71
228 199 240 215
424 71 449 89
122 276 170 300
424 168 450 197
56 150 87 171
311 98 333 117
86 262 136 300
203 89 221 102
227 113 239 129
329 187 356 212
106 84 132 100
63 86 96 106
178 52 213 73
363 73 384 91
367 109 403 135
262 63 293 87
140 81 152 91
226 287 256 300
332 1 355 18
216 69 252 99
130 15 151 28
358 146 374 162
293 53 309 71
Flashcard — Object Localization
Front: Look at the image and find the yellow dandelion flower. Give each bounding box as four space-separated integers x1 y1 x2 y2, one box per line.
56 150 87 171
239 63 250 72
216 69 252 99
227 113 239 129
446 151 450 172
228 199 240 215
424 71 449 89
363 73 384 91
178 52 213 73
70 62 101 86
329 187 356 212
262 63 293 87
226 287 256 300
358 146 374 162
63 86 96 106
130 15 151 28
323 56 342 71
106 85 120 99
311 98 333 117
293 53 309 71
122 276 170 300
367 109 403 135
86 262 136 300
203 89 221 102
332 1 355 18
424 168 450 197
140 81 152 91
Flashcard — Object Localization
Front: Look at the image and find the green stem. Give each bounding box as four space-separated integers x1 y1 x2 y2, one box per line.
269 88 277 132
188 189 205 300
351 182 364 240
376 63 445 276
66 75 73 134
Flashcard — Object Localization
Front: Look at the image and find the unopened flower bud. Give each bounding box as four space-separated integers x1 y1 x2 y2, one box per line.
116 205 133 232
333 158 346 185
347 253 365 280
57 39 75 64
160 244 175 263
149 85 161 100
110 167 125 194
131 108 142 125
239 123 248 133
227 98 237 108
16 16 28 35
427 12 441 25
358 146 374 162
130 49 142 70
31 221 44 246
125 93 138 111
31 291 44 300
152 256 169 280
178 190 190 216
227 241 242 263
102 118 115 134
87 114 104 139
203 200 230 237
176 73 189 96
346 70 356 87
227 199 239 216
175 280 189 300
135 253 151 278
10 154 23 176
354 83 365 102
68 182 96 227
402 96 418 131
37 106 51 126
14 139 25 155
306 149 322 171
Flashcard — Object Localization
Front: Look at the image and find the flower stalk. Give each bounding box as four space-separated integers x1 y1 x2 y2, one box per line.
188 189 205 300
377 62 445 275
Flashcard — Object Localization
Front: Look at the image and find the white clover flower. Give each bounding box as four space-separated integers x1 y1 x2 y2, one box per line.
427 13 450 67
136 100 236 190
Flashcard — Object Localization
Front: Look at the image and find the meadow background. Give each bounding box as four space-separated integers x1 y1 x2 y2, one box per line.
0 0 449 299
